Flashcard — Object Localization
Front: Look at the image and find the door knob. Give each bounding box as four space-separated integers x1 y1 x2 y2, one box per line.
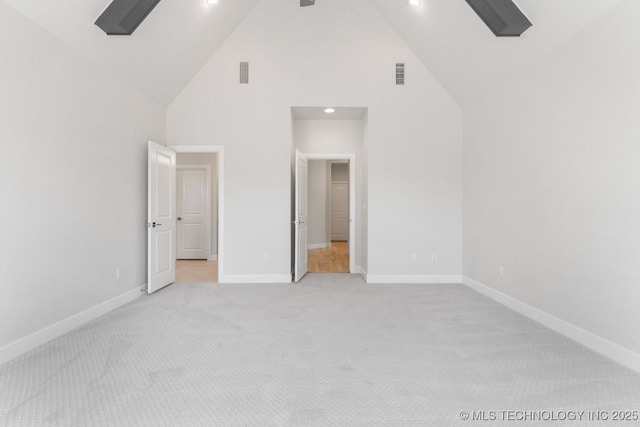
153 222 162 228
177 217 182 221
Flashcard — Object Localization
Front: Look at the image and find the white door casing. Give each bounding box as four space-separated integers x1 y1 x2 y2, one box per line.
294 150 308 282
147 141 176 293
331 182 349 241
177 166 210 260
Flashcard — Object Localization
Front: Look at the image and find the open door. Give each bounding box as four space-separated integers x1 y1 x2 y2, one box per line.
294 150 308 282
147 141 176 293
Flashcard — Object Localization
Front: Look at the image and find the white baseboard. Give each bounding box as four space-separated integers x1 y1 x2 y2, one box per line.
351 266 362 275
308 243 330 250
207 255 218 262
0 285 144 367
462 276 640 374
360 268 368 282
366 274 462 284
220 274 292 284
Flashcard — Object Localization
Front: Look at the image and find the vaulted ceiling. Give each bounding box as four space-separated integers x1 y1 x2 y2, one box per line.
3 0 627 107
3 0 261 105
370 0 625 106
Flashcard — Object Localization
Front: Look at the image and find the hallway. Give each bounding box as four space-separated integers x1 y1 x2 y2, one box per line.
175 260 218 283
308 242 349 273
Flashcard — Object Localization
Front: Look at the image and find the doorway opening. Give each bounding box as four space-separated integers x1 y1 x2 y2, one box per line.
291 106 366 283
293 151 357 282
308 160 350 273
172 147 224 284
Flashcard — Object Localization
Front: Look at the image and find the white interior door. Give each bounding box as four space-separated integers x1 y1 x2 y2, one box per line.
177 167 209 260
147 141 176 293
331 182 349 241
294 150 308 282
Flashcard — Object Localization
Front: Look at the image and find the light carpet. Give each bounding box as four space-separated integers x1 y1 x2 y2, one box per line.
1 274 640 426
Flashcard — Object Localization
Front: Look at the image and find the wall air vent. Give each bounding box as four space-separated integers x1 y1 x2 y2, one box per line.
396 63 405 86
465 0 532 37
240 62 249 84
300 0 315 7
95 0 162 36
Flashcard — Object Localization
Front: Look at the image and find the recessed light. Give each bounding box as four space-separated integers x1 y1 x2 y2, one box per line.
206 0 218 5
325 108 335 114
409 0 421 7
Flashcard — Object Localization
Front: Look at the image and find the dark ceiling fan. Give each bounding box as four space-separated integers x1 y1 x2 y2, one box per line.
94 0 531 38
95 0 162 36
299 0 531 37
465 0 532 37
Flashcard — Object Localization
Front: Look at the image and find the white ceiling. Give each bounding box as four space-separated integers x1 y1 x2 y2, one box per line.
370 0 625 106
3 0 260 105
4 0 627 107
292 107 367 121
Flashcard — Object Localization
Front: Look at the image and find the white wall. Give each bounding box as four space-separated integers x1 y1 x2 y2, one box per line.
463 0 640 360
361 112 369 274
176 153 219 258
295 120 364 155
307 160 328 248
0 3 164 356
167 0 462 281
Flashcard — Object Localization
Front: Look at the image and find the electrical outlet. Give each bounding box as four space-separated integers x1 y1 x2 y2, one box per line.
264 253 270 262
431 254 437 262
499 266 504 277
411 253 417 262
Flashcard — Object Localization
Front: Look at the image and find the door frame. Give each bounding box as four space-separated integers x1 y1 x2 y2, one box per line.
170 145 225 282
304 153 356 273
176 165 211 261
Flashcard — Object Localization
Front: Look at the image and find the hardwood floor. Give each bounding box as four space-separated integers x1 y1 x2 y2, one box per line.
175 243 346 281
176 260 218 283
308 241 349 273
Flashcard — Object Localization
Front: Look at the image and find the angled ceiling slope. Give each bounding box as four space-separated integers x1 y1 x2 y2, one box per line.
4 0 261 105
5 0 627 108
370 0 625 107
